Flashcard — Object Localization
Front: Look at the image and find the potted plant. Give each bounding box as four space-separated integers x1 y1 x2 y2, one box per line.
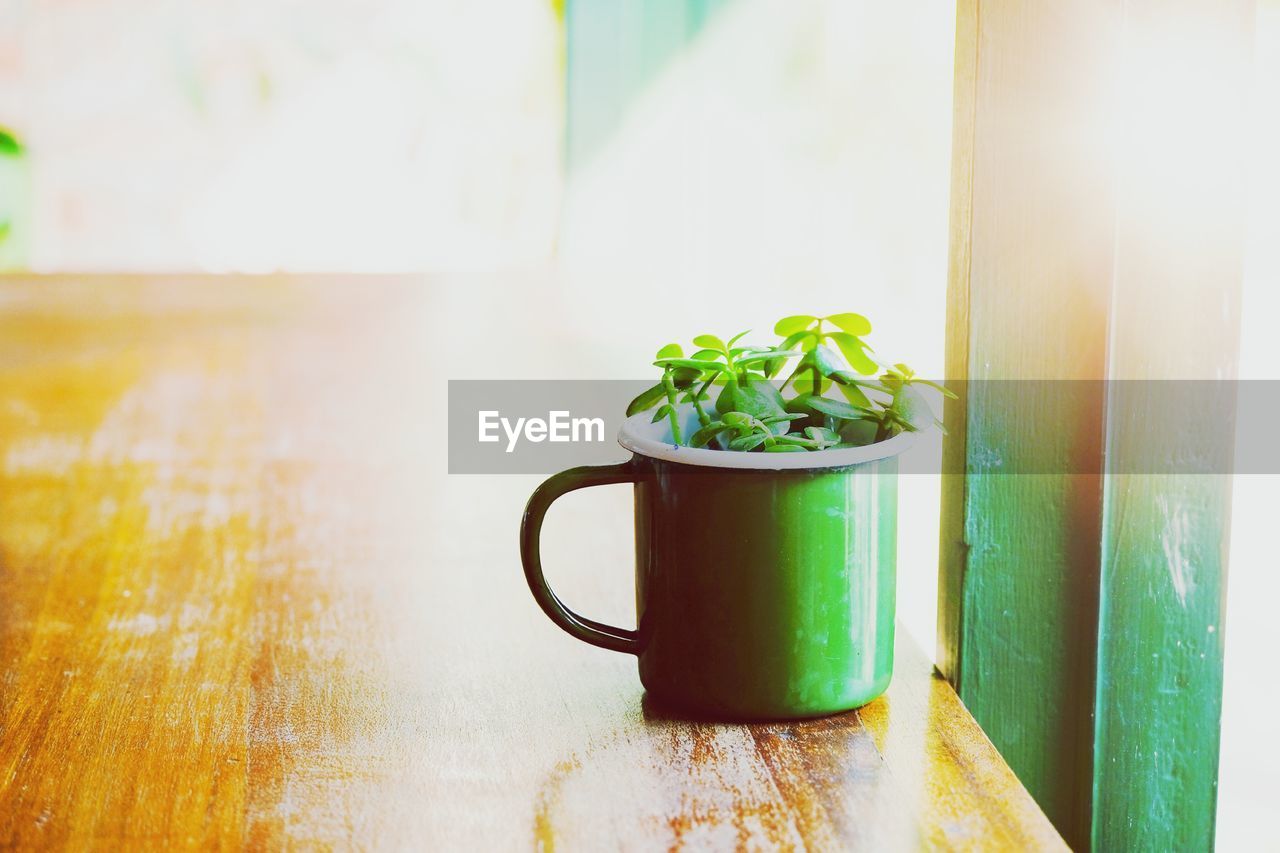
521 313 953 720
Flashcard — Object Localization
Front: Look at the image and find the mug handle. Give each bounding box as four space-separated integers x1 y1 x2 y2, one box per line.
520 461 642 655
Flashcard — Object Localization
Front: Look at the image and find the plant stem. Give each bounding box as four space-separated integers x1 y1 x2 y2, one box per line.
661 369 684 445
692 377 715 427
809 321 824 393
691 395 709 427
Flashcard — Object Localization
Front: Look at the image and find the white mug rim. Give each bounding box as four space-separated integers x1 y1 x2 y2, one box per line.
617 404 919 471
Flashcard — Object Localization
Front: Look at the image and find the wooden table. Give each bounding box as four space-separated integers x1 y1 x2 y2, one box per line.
0 276 1064 850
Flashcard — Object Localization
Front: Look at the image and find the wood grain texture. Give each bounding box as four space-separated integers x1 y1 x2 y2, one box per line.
0 276 1063 850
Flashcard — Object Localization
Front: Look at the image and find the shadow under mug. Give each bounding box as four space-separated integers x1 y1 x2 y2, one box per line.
520 406 915 720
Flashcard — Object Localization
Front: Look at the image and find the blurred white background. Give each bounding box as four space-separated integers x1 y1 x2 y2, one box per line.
1217 3 1280 846
0 0 563 270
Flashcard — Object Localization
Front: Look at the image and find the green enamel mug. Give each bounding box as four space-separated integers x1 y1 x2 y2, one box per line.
520 405 914 720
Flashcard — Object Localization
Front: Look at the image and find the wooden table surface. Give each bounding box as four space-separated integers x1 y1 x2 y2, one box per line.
0 276 1064 850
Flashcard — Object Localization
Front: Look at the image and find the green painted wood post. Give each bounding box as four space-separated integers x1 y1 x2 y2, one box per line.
1091 2 1253 847
941 0 1253 849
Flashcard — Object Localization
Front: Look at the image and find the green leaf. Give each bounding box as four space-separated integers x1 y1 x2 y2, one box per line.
764 443 809 453
690 421 728 448
783 393 820 428
893 385 940 431
761 412 805 437
766 332 809 378
654 358 727 372
917 378 959 399
804 395 870 421
782 330 816 351
824 312 872 335
789 373 829 397
691 349 723 361
773 432 819 446
626 383 666 416
838 418 880 446
721 411 751 427
679 386 711 402
805 426 840 445
0 127 22 157
833 381 871 408
785 392 815 411
826 332 880 375
693 334 726 351
736 349 802 367
830 370 889 392
728 433 769 452
726 330 752 347
651 403 674 423
781 348 838 396
760 413 807 424
810 345 842 376
715 376 787 419
670 366 703 388
774 315 817 336
656 342 683 359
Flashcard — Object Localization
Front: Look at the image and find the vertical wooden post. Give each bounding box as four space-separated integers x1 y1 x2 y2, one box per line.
1093 2 1252 848
941 0 1253 848
939 1 1118 844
